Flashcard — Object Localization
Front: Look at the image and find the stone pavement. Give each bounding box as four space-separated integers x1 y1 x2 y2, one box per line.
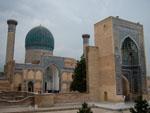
0 102 134 113
90 102 134 110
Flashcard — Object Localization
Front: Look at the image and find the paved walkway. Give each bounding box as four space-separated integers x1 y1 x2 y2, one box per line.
91 102 134 110
0 102 134 113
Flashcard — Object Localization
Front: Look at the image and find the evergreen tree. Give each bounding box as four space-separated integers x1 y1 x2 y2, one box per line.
130 96 150 113
70 55 86 92
77 102 93 113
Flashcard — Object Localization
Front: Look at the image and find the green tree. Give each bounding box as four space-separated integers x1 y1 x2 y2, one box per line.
77 102 93 113
130 96 150 113
70 55 86 92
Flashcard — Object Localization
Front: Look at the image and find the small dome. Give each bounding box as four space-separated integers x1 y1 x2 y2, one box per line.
25 26 54 51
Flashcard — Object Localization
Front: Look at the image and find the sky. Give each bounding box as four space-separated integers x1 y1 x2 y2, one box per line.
0 0 150 74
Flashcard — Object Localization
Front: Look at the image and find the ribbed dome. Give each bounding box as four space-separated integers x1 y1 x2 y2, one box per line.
25 26 54 51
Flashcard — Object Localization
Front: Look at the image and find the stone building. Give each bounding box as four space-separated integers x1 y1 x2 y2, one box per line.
2 20 76 93
87 16 147 102
0 16 148 103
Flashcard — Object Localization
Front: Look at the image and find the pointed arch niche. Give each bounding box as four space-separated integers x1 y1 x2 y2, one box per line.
121 37 139 66
121 37 141 100
45 65 60 93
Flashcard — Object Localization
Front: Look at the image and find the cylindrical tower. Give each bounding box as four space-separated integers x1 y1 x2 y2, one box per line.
82 34 90 57
6 19 17 63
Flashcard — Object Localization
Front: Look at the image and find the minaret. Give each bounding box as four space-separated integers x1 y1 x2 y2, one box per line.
82 34 90 57
6 19 18 63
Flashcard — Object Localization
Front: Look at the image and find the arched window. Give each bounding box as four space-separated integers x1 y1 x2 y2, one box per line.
121 37 139 65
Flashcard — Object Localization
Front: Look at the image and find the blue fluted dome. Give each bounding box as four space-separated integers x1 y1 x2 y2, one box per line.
25 26 54 51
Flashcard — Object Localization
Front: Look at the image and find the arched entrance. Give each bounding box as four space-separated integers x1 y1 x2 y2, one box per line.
18 83 22 91
104 91 108 101
122 75 130 101
45 65 60 93
121 37 141 101
28 81 34 92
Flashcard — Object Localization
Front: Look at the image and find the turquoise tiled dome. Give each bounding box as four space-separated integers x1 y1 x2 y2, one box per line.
25 26 54 51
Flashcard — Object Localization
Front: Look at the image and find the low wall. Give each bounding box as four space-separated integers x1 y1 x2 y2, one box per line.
34 94 54 107
54 93 90 104
34 93 90 107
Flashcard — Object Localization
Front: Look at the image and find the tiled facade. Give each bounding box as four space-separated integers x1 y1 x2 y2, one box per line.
87 16 147 102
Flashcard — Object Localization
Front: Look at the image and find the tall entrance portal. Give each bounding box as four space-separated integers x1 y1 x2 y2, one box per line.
121 37 141 101
45 65 60 93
